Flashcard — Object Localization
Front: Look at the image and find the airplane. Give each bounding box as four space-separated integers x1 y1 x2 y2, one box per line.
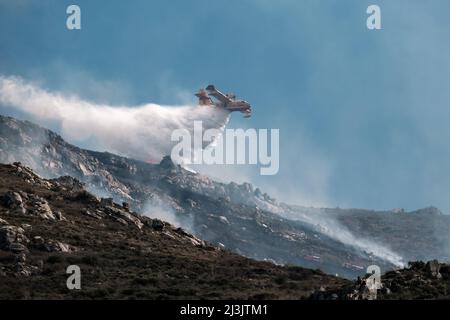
195 85 252 118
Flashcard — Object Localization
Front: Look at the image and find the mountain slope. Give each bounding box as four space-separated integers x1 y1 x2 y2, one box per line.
0 115 396 278
1 115 450 278
0 162 349 299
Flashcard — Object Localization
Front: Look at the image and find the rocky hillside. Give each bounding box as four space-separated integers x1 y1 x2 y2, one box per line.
1 115 450 279
314 260 450 300
0 162 349 299
0 115 398 278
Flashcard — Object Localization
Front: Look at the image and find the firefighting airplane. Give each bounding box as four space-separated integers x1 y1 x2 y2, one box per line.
195 85 252 118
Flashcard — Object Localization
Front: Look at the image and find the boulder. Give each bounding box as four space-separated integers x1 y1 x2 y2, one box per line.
83 209 104 220
2 191 23 207
0 225 29 253
42 240 73 253
104 206 143 229
174 227 190 237
50 175 85 191
32 236 45 245
1 191 26 214
219 216 230 225
30 197 56 220
100 197 114 206
54 210 66 221
151 219 165 231
159 155 177 170
426 260 442 279
33 237 74 253
12 163 40 184
111 216 128 226
20 224 32 231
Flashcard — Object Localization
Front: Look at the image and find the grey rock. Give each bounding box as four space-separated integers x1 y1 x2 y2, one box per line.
159 155 177 170
29 196 56 220
1 191 26 214
426 260 442 279
0 225 29 253
54 210 66 221
83 209 104 220
32 236 45 245
21 224 32 231
100 198 114 206
2 191 23 207
38 239 74 253
51 175 85 191
151 219 165 231
104 206 143 229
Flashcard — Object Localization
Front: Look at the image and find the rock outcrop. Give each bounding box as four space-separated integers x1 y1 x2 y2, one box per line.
314 260 450 300
0 225 29 253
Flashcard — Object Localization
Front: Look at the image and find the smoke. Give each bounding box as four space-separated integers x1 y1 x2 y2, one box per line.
143 204 182 228
142 194 194 232
0 75 406 268
284 206 405 267
318 218 405 267
0 75 230 163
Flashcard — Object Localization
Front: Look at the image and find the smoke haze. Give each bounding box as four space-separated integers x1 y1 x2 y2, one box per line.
0 75 230 163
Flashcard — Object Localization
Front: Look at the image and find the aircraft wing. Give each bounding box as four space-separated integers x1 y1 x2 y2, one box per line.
205 85 232 103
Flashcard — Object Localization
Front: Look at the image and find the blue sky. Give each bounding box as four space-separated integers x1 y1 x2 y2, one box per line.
1 0 450 212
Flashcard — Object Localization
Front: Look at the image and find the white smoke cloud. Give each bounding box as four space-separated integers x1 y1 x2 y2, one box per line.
317 219 405 267
143 203 183 228
283 207 405 267
0 75 230 162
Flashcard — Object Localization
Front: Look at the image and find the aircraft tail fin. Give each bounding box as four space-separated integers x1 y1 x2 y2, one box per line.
205 84 216 92
195 89 213 106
